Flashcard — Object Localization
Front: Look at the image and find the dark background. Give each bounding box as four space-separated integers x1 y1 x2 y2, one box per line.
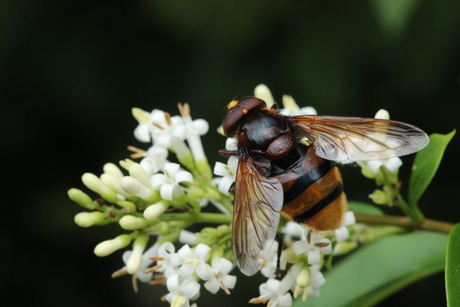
2 1 459 306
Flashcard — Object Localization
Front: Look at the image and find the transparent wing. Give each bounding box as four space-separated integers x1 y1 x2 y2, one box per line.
232 155 283 276
291 115 429 161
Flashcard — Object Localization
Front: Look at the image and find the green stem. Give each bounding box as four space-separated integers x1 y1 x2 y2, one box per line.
159 212 232 224
354 212 454 234
381 167 424 224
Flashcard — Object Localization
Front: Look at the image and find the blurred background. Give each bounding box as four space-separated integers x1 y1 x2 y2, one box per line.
2 0 459 306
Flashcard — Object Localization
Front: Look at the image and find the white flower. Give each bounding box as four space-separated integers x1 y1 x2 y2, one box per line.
151 163 193 200
213 156 238 194
291 263 326 301
177 243 211 278
306 265 326 298
178 103 209 162
139 145 169 175
196 257 237 294
293 233 332 265
251 277 293 307
334 211 356 243
260 241 286 278
366 157 403 175
281 221 307 242
153 242 183 278
133 108 187 148
121 243 160 283
165 274 200 307
279 95 317 116
358 108 403 176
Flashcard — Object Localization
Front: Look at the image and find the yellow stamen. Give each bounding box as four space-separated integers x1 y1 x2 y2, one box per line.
149 256 165 261
111 268 128 278
258 260 267 271
153 123 164 130
144 264 162 274
127 145 147 159
132 273 139 293
248 298 268 304
149 278 166 285
164 112 172 126
220 280 231 295
177 102 191 117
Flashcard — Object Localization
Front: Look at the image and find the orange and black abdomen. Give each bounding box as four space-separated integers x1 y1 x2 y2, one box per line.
274 145 346 232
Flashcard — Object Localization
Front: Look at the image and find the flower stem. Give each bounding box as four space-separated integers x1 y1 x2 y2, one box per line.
381 167 424 224
159 212 232 225
354 212 454 234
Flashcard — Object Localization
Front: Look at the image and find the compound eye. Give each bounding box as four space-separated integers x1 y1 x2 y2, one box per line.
222 106 244 137
222 97 267 137
238 97 266 111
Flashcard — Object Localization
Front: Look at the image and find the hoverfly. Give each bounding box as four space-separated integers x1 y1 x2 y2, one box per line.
220 97 429 276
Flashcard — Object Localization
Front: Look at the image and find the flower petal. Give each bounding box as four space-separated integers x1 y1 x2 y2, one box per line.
175 171 193 184
159 184 174 200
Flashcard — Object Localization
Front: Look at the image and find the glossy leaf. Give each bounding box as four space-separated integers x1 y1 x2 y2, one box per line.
348 201 384 216
409 130 455 205
294 231 447 307
446 223 460 306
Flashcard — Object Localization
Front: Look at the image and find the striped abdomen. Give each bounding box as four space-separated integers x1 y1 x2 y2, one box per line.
274 145 346 232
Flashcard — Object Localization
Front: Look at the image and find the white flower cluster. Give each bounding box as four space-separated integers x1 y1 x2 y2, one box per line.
69 85 366 307
249 212 356 307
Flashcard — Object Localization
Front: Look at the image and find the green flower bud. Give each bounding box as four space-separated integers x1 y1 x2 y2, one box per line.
81 173 118 203
94 234 132 257
119 215 150 230
144 202 168 220
369 189 389 205
296 267 311 288
74 211 105 227
68 188 97 210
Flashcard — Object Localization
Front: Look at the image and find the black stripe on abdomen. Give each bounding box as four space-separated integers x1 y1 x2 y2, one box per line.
293 182 343 223
283 159 334 205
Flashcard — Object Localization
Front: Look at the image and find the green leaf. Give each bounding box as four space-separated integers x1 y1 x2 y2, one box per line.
369 0 421 39
409 130 455 205
294 231 447 307
348 201 384 216
446 223 460 306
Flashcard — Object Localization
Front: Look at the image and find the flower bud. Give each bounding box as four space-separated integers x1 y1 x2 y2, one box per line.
374 109 390 120
281 247 298 264
127 232 148 274
369 189 389 205
100 173 125 195
67 188 97 210
128 163 151 188
81 173 118 203
132 107 150 123
94 234 132 257
119 215 149 230
296 267 311 288
103 163 124 180
74 211 105 227
119 176 152 199
254 84 274 107
144 202 167 220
